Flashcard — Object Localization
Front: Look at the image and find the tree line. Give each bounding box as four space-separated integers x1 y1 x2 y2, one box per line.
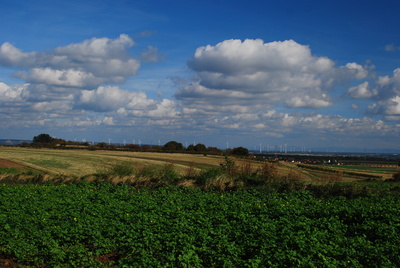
29 133 249 156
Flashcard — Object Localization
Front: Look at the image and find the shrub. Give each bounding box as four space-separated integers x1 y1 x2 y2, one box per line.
160 163 179 183
219 155 237 177
392 171 400 182
110 162 135 177
258 161 279 182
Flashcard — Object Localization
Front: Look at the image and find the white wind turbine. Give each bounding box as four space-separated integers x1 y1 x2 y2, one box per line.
108 138 112 145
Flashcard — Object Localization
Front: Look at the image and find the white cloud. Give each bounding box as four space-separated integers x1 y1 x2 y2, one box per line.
1 35 399 150
285 95 332 108
148 99 179 118
344 62 368 79
178 39 368 112
25 68 102 88
0 82 27 101
385 96 400 115
78 86 132 112
346 81 377 99
189 39 334 75
102 116 115 125
0 34 140 89
54 34 134 59
0 42 39 67
366 68 400 118
32 101 72 112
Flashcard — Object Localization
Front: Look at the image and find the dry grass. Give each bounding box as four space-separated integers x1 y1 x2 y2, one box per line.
0 147 393 185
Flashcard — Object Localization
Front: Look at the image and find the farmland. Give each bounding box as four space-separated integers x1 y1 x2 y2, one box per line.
1 147 399 183
1 147 400 267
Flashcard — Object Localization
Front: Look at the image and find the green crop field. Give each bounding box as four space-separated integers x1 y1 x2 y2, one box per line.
1 147 400 267
1 183 400 267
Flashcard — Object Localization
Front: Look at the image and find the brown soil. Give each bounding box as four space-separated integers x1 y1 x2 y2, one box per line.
0 159 24 169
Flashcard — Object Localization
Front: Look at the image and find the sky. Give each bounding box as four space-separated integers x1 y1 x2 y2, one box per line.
1 0 400 152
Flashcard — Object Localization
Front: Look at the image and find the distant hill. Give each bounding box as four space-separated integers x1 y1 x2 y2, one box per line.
0 139 30 145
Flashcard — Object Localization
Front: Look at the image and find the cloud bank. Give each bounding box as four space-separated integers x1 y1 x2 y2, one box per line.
0 36 399 149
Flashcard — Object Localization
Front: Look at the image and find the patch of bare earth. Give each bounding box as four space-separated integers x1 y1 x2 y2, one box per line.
0 159 24 169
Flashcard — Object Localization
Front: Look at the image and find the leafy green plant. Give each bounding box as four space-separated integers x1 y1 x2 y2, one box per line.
1 183 400 266
0 167 19 174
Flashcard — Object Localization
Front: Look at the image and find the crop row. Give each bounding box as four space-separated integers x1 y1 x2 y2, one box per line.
1 183 400 267
297 164 383 180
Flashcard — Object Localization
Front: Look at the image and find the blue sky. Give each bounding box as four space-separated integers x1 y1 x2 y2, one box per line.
1 0 400 152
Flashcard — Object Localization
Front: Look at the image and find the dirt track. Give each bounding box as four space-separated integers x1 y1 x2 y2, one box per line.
0 159 24 168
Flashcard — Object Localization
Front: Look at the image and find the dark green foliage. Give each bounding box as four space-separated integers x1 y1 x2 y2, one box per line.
220 155 236 176
0 167 19 174
195 167 224 185
187 143 207 152
230 146 249 156
163 141 184 151
110 162 135 177
159 163 179 183
32 133 53 144
392 171 400 181
1 184 400 267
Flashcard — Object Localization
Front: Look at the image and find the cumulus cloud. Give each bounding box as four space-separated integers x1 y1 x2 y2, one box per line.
54 34 134 59
0 82 27 101
365 68 400 118
0 42 40 67
32 101 73 112
178 39 369 112
346 81 377 99
285 95 332 108
77 86 132 112
343 63 368 80
369 96 400 118
148 99 179 118
0 34 140 89
1 35 399 149
385 96 400 115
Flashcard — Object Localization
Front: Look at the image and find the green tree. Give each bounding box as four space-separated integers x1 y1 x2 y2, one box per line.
187 143 207 152
163 141 184 151
32 133 54 144
231 146 249 156
207 146 223 154
194 143 207 152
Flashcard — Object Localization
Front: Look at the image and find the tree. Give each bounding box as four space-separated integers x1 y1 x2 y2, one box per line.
32 133 54 144
163 141 184 151
231 146 249 156
207 147 223 154
186 143 207 152
194 143 207 152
